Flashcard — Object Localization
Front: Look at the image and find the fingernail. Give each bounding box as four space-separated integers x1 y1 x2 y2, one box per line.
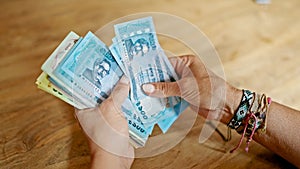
142 84 155 93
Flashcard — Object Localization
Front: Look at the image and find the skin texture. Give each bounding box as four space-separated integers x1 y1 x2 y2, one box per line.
75 77 134 169
144 55 300 167
77 55 300 168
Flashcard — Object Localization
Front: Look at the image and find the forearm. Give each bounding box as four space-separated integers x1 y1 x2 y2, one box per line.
222 85 300 167
253 102 300 167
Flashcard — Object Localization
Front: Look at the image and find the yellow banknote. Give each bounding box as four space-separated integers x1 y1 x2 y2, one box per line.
36 72 84 109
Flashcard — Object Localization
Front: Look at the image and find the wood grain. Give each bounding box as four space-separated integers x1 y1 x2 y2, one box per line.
1 0 299 168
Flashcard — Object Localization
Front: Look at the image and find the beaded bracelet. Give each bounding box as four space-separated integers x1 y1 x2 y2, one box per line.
228 90 272 153
228 90 255 130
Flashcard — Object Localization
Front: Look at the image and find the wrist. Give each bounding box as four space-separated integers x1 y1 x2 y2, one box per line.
91 149 134 169
89 140 134 169
220 84 242 125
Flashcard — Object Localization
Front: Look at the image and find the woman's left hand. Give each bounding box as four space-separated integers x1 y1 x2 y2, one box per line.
75 76 134 169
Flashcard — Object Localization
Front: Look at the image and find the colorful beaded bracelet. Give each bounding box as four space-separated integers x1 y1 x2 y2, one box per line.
228 90 272 153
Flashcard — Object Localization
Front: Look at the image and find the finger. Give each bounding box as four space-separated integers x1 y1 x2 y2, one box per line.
119 75 129 85
142 81 181 98
111 76 130 104
168 57 185 77
178 55 195 65
169 55 194 78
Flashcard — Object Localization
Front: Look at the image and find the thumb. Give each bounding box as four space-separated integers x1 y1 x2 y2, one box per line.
142 81 181 98
110 76 129 104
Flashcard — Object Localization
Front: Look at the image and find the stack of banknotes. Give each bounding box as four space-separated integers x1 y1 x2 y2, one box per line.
36 17 189 148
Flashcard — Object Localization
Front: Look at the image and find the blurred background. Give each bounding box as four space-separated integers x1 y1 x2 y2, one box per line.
1 0 299 168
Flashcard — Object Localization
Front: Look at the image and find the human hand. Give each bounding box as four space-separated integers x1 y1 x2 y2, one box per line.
142 55 242 124
75 77 134 169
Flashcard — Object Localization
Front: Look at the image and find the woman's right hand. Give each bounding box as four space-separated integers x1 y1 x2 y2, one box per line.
142 55 242 124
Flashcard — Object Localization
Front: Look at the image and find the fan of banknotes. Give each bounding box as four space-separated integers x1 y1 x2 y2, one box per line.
36 17 189 148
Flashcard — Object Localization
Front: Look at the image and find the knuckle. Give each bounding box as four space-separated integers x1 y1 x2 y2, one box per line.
156 82 169 96
162 82 169 96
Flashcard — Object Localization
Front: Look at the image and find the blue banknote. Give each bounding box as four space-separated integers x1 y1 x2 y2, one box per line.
39 17 190 148
109 43 127 74
157 99 190 133
122 97 155 147
39 31 158 148
53 31 123 108
113 17 188 131
115 18 166 126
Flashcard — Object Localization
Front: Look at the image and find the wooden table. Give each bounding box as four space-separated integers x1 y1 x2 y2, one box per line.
1 0 299 168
